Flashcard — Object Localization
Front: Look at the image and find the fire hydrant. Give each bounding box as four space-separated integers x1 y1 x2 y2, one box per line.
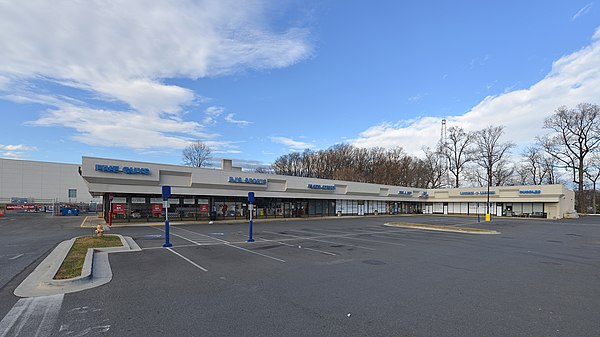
95 224 104 237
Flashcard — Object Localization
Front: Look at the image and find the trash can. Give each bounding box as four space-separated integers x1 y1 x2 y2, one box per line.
210 211 217 221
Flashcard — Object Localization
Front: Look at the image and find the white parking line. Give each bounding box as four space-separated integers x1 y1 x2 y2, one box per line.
292 229 407 247
254 237 338 256
263 231 376 251
0 294 64 337
9 253 24 260
166 248 208 272
168 227 286 263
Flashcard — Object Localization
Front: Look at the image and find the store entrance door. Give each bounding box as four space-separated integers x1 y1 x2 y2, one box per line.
283 202 292 218
357 204 365 216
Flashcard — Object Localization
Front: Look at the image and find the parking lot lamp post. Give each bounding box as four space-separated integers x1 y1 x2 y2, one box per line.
486 167 491 222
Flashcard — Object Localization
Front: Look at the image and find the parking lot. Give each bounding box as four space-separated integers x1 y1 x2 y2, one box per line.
1 214 599 336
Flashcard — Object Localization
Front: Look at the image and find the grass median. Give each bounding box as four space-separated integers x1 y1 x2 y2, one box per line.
54 235 122 280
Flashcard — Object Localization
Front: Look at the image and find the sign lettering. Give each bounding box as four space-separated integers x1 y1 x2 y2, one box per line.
307 184 335 190
95 164 151 175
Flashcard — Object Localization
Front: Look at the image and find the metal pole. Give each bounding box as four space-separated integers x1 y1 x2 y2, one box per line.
247 204 255 242
163 200 172 247
486 168 491 222
477 202 480 223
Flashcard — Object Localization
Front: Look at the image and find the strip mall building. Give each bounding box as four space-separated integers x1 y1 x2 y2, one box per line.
81 157 575 223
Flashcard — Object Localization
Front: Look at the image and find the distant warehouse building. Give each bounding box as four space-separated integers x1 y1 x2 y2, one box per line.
0 158 99 208
80 156 575 223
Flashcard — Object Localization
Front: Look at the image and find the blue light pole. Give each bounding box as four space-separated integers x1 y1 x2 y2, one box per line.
247 192 255 242
162 186 173 247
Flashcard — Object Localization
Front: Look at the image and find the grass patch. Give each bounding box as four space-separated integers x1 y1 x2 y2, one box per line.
385 222 499 234
54 235 122 280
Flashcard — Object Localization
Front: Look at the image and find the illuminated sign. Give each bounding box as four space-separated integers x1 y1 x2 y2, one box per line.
519 189 541 194
398 190 413 195
459 191 496 195
95 164 150 175
307 184 335 190
228 177 267 185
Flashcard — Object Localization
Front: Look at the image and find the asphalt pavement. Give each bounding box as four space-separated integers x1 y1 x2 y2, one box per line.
1 214 599 336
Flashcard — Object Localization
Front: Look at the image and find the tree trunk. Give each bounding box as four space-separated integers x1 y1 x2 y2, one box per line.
593 182 597 214
579 159 586 213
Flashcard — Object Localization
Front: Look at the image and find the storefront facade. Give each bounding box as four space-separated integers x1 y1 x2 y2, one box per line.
81 156 575 223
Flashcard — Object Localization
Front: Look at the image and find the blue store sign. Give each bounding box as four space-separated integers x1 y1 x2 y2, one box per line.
307 184 335 190
460 191 496 195
519 189 541 194
95 164 151 175
228 177 267 185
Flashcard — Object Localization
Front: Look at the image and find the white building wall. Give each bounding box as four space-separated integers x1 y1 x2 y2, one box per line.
0 158 98 204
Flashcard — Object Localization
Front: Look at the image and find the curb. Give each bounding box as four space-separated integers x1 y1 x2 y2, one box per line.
103 213 416 228
14 234 141 298
384 222 500 235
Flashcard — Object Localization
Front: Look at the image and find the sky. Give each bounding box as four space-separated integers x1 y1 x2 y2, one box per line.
0 1 599 169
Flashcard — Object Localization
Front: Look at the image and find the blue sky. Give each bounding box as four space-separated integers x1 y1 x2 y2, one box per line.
0 1 599 169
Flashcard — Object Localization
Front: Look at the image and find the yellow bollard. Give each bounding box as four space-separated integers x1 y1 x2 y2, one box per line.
485 213 491 222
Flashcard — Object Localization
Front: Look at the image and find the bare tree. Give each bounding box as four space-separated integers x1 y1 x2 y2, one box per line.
492 159 516 186
473 125 514 214
473 125 515 186
521 146 547 185
541 103 600 212
182 141 212 167
422 147 447 188
585 153 600 214
444 126 474 188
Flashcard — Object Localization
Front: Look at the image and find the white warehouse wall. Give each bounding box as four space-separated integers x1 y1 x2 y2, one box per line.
0 158 98 204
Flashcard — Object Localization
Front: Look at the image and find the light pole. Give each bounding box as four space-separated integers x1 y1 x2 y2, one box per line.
486 167 491 222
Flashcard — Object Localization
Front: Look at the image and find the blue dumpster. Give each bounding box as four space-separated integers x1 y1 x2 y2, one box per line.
60 207 79 216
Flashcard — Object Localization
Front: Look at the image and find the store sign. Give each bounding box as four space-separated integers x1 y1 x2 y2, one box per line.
228 176 267 185
199 204 209 213
398 190 412 195
184 199 195 205
520 189 541 194
307 184 335 190
460 191 496 195
95 164 151 175
112 203 125 214
6 204 36 210
131 197 146 204
198 199 209 204
152 204 163 214
150 198 163 204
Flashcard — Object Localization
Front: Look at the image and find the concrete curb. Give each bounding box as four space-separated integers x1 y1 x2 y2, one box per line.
384 222 500 235
14 234 141 298
102 213 419 228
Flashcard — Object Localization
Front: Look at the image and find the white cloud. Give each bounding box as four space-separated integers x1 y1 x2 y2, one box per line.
202 106 225 125
572 3 593 21
27 104 217 149
352 27 600 156
0 144 37 159
1 152 25 159
0 0 311 150
224 113 252 126
0 144 37 151
408 93 426 103
271 136 314 151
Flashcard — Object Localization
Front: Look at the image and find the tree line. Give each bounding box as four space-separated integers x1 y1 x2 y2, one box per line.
183 103 600 213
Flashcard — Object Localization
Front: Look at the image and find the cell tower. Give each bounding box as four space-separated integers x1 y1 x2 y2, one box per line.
440 119 447 151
